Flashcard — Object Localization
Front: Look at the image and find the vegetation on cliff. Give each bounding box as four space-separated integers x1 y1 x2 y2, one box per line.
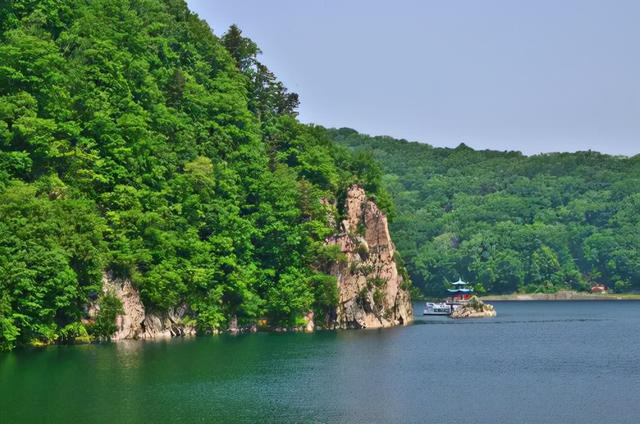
0 0 391 350
330 128 640 297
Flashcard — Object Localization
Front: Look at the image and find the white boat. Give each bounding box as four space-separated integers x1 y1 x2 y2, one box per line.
423 302 452 315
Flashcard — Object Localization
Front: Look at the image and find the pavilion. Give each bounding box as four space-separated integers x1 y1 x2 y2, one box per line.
447 278 474 302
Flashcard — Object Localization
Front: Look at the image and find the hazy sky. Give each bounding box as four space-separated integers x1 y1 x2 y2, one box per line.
187 0 640 156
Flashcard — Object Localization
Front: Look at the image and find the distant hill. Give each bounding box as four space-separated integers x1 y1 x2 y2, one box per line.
328 127 640 296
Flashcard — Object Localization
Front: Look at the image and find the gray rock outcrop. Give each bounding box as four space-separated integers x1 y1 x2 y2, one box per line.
451 297 496 319
88 272 196 340
326 185 413 328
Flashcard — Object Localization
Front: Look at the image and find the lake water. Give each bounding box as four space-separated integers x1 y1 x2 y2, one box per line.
1 301 639 423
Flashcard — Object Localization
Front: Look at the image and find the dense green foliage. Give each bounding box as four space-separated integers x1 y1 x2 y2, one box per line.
330 128 640 296
0 0 386 350
89 293 124 340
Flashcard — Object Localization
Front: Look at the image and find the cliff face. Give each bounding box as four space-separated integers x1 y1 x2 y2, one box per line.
89 185 411 340
326 185 413 328
88 273 196 340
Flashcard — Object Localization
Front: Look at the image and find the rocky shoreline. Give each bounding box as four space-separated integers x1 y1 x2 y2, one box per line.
450 297 496 319
81 185 412 344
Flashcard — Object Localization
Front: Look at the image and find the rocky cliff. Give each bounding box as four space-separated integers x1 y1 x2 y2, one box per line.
326 185 413 328
87 273 196 340
88 186 412 340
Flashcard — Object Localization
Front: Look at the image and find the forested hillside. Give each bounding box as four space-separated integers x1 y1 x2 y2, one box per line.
330 128 640 296
0 0 390 350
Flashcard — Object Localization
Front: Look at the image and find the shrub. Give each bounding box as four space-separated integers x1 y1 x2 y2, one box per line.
614 280 631 293
89 293 124 341
367 277 387 288
59 322 91 344
357 242 369 259
373 289 385 309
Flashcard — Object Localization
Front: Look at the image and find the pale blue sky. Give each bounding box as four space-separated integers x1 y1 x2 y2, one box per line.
187 0 640 156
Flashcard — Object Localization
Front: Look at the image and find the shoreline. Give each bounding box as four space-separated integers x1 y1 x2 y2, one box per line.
480 291 640 301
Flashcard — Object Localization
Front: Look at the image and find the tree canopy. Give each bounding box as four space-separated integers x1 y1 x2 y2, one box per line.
0 0 388 350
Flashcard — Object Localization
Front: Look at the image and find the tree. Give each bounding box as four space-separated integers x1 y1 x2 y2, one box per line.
221 24 260 72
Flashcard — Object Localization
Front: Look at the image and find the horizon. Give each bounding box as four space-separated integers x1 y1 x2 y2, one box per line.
328 126 639 158
188 0 640 157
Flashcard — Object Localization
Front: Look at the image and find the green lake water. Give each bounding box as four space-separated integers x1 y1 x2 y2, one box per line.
1 301 639 423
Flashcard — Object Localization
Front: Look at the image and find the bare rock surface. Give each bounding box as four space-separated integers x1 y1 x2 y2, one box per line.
90 272 196 340
326 185 413 329
451 297 496 319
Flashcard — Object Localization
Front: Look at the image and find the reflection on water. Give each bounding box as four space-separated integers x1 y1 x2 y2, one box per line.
1 301 640 424
114 339 145 365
